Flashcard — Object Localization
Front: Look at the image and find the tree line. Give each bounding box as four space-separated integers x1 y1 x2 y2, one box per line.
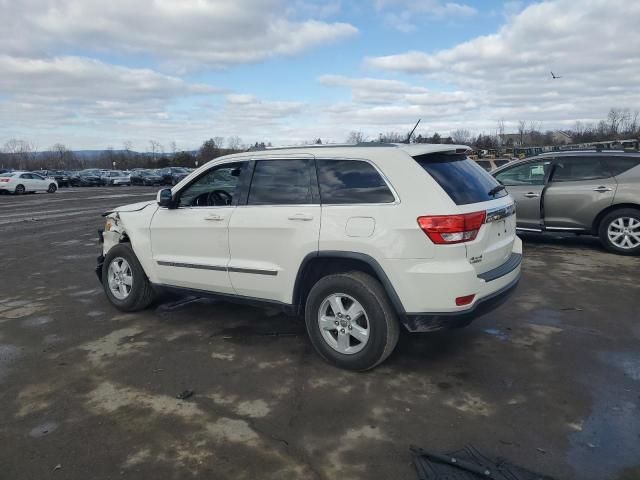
2 108 638 171
0 137 247 171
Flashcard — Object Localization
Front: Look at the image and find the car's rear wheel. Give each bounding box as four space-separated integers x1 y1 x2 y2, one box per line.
14 184 25 194
102 244 156 311
599 208 640 255
305 271 400 371
47 183 57 193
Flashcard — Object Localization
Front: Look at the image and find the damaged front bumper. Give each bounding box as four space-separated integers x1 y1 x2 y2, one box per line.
95 229 104 283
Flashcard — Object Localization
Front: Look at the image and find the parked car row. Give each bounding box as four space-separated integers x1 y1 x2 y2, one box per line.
0 167 194 193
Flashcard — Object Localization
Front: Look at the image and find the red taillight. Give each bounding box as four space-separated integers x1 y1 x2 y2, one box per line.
456 294 476 306
0 178 10 183
417 211 486 244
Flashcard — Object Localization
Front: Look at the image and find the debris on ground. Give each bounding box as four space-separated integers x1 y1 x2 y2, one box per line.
410 445 555 479
176 390 194 400
53 464 62 471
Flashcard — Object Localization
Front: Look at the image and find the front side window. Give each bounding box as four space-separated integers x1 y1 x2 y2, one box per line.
178 162 243 207
495 160 552 186
552 157 610 182
247 159 313 205
316 159 395 204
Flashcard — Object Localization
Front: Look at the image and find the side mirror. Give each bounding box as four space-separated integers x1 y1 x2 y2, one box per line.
157 188 174 208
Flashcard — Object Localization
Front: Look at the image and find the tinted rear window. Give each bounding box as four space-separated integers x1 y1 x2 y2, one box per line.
317 159 395 204
494 160 509 167
415 153 507 205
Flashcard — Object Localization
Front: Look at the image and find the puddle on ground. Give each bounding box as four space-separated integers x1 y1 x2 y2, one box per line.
21 316 53 328
29 421 59 438
526 308 563 327
567 351 640 479
482 328 510 341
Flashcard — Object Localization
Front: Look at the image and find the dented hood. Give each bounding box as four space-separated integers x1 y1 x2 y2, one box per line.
102 200 156 217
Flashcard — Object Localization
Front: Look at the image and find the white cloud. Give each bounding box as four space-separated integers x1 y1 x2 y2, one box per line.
365 0 640 126
1 0 358 70
374 0 477 32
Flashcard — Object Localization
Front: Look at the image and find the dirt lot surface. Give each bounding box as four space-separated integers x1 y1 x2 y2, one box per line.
1 187 639 480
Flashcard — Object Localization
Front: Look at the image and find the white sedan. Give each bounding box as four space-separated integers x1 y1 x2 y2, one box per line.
0 171 58 194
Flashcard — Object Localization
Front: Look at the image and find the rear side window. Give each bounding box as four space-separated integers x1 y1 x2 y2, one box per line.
316 159 395 204
415 153 507 205
552 157 610 182
605 157 640 176
248 159 313 205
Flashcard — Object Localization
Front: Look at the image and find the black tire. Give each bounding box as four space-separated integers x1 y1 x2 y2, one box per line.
598 208 640 255
47 183 57 193
304 271 400 371
14 184 25 194
102 243 157 311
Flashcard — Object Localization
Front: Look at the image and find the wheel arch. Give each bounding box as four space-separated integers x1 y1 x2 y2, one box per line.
292 251 405 316
592 203 640 234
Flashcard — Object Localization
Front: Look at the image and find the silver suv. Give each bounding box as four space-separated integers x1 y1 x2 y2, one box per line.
492 151 640 254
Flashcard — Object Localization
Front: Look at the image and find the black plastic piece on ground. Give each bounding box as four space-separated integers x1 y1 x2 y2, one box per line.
410 445 555 480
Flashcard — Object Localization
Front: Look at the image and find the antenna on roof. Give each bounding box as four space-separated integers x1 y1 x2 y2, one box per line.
406 119 421 143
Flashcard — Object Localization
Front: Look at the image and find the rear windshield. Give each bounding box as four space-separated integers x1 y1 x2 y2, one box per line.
0 173 15 177
414 153 507 205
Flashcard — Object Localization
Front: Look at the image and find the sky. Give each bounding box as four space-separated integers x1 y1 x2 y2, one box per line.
1 0 639 151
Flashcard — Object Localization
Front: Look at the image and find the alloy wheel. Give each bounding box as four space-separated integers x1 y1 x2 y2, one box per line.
607 217 640 250
317 293 370 355
108 257 134 300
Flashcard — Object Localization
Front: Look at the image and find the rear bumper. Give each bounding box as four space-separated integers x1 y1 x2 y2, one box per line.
398 251 522 332
400 273 520 332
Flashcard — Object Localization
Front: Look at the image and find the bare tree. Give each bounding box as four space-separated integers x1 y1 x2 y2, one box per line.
213 137 225 149
227 136 243 151
451 129 471 144
148 140 163 163
346 131 366 143
3 139 37 169
517 120 527 146
497 119 505 148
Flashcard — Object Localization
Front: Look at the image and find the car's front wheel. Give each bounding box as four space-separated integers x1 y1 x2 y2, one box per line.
47 183 57 193
599 208 640 255
102 244 156 311
305 271 400 371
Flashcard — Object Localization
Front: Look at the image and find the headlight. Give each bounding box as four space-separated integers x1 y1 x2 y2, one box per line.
105 217 118 231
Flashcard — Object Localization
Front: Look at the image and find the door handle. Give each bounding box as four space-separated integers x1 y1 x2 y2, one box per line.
524 192 540 198
593 186 613 193
204 214 225 221
288 213 314 221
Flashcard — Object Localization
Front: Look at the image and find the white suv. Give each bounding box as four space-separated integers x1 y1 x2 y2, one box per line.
97 144 522 370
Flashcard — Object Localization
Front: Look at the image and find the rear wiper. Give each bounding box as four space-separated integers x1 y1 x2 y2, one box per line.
488 185 505 197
